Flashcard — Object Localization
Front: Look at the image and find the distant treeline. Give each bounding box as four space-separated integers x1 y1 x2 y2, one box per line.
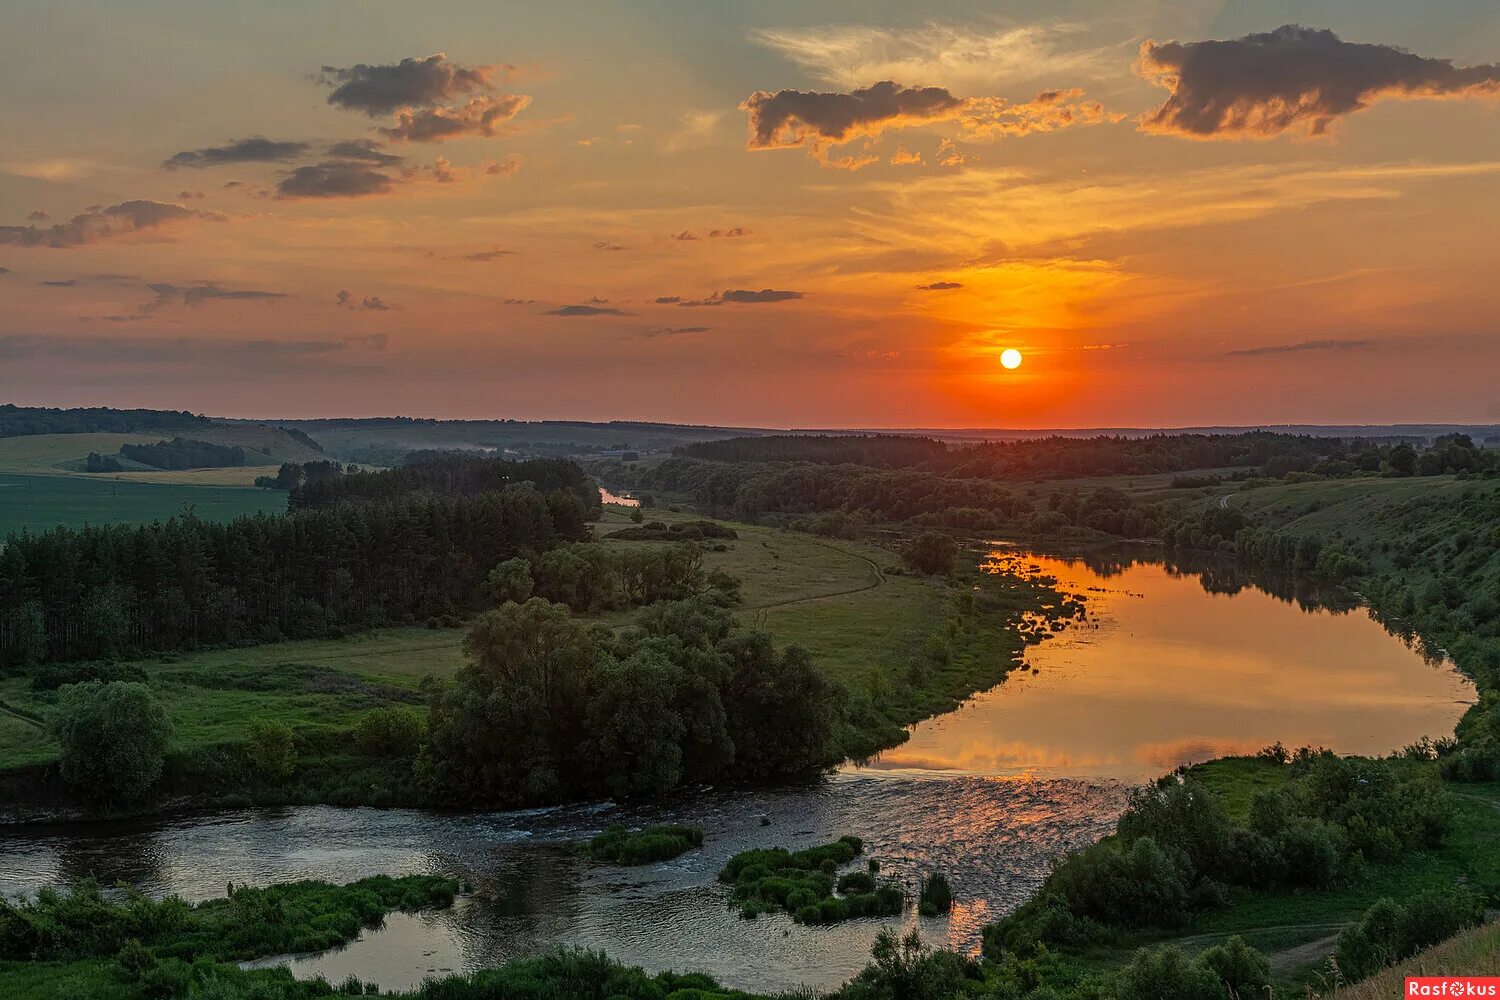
0 487 592 666
0 403 211 439
680 434 948 468
285 453 602 516
119 437 247 470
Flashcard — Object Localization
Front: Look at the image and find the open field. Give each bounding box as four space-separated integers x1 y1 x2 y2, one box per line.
0 472 286 535
0 425 326 485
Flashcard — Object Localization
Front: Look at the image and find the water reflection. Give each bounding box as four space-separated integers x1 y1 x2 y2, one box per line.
854 546 1473 782
599 487 640 507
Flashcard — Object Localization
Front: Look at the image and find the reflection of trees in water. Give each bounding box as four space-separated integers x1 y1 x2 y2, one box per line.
447 843 587 968
45 823 168 893
1034 543 1361 615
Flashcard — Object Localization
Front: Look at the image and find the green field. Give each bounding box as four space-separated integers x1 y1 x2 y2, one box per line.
0 472 286 535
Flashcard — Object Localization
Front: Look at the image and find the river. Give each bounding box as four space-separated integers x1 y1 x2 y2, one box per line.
0 547 1473 994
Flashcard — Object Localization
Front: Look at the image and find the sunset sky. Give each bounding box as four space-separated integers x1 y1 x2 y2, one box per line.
2 1 1498 428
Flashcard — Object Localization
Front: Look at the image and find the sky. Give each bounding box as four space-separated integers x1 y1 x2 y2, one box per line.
1 0 1498 429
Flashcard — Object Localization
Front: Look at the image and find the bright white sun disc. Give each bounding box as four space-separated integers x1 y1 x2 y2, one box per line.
1000 348 1023 369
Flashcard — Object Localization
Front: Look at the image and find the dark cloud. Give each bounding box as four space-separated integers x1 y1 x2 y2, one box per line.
709 226 750 238
720 288 803 303
327 139 406 166
653 296 682 304
0 267 10 275
1226 338 1373 357
740 81 962 160
26 211 49 221
643 326 711 337
177 190 205 200
97 282 289 321
276 161 396 199
40 279 77 287
1138 25 1500 139
337 289 402 311
546 304 631 317
502 297 535 305
0 200 219 249
670 231 699 241
594 241 627 251
916 281 963 290
163 137 311 170
320 53 502 116
379 94 531 142
483 155 522 175
461 248 513 262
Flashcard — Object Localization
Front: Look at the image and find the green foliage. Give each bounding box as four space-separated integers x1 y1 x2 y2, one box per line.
1112 944 1226 1000
354 707 425 759
1335 888 1484 981
584 824 704 865
421 595 844 806
52 681 171 803
244 719 295 782
1196 935 1272 997
841 929 981 1000
487 557 535 604
904 532 957 576
718 836 901 924
917 873 953 916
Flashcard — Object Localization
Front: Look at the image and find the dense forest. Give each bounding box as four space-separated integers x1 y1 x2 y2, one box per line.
286 453 602 516
119 437 247 470
0 403 213 439
0 486 591 666
681 434 948 467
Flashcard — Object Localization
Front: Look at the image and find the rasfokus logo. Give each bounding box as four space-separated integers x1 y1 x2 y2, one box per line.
1407 979 1500 997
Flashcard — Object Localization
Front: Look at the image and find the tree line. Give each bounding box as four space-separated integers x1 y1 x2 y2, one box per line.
285 452 602 516
0 486 592 667
119 436 247 470
0 403 211 439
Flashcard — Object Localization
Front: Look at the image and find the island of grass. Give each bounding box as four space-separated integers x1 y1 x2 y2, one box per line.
718 835 904 924
585 824 704 865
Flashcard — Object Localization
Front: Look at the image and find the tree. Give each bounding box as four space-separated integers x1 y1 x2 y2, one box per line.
488 557 534 604
905 532 957 576
245 719 295 782
720 632 845 778
1387 444 1418 477
53 681 171 803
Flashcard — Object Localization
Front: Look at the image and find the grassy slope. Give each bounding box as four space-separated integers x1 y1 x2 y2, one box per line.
0 425 326 483
0 472 286 535
1331 921 1500 997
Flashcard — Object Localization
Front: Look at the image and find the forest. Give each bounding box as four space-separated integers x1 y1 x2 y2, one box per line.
0 403 212 439
118 437 247 470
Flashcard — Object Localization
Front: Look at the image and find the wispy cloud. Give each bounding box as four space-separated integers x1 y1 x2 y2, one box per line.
0 200 222 249
163 137 311 170
546 304 631 316
1225 338 1373 357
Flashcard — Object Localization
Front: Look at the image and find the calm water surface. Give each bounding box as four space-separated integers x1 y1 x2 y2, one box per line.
0 547 1473 993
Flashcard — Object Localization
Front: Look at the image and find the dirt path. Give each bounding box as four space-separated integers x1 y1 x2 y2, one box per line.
0 699 45 730
748 539 888 628
1269 932 1342 975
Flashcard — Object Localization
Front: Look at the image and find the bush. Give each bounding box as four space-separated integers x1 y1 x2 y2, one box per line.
918 873 953 916
1197 935 1271 997
355 708 424 759
904 532 957 576
1335 889 1483 981
1050 838 1201 928
52 681 171 803
585 824 704 865
244 719 295 783
1113 945 1223 1000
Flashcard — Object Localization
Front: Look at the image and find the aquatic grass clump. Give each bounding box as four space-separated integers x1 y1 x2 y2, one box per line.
719 836 904 924
585 824 705 865
918 872 953 916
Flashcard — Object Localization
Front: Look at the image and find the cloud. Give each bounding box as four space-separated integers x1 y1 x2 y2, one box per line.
337 289 401 311
916 280 963 290
40 278 77 287
327 139 406 166
379 94 532 142
670 230 699 241
99 281 289 321
593 241 627 251
1137 25 1500 139
27 211 49 221
0 159 100 181
320 53 506 116
0 267 10 275
483 154 522 175
276 161 396 199
642 325 711 337
937 137 970 166
739 80 1116 166
1226 338 1373 357
0 200 220 249
546 304 631 316
163 137 311 169
750 22 1123 92
721 288 803 303
177 190 205 200
891 147 923 166
461 248 513 261
665 110 722 151
664 288 805 306
708 226 750 238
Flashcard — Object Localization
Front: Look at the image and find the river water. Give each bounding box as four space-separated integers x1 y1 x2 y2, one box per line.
0 547 1474 994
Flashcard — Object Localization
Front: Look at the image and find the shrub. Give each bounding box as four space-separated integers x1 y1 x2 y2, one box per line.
904 532 957 576
244 719 295 783
586 825 704 865
918 873 953 916
355 708 424 759
1197 935 1271 997
52 681 171 803
1113 945 1223 1000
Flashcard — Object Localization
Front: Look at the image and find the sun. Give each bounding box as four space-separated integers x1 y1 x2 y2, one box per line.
1000 348 1023 370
